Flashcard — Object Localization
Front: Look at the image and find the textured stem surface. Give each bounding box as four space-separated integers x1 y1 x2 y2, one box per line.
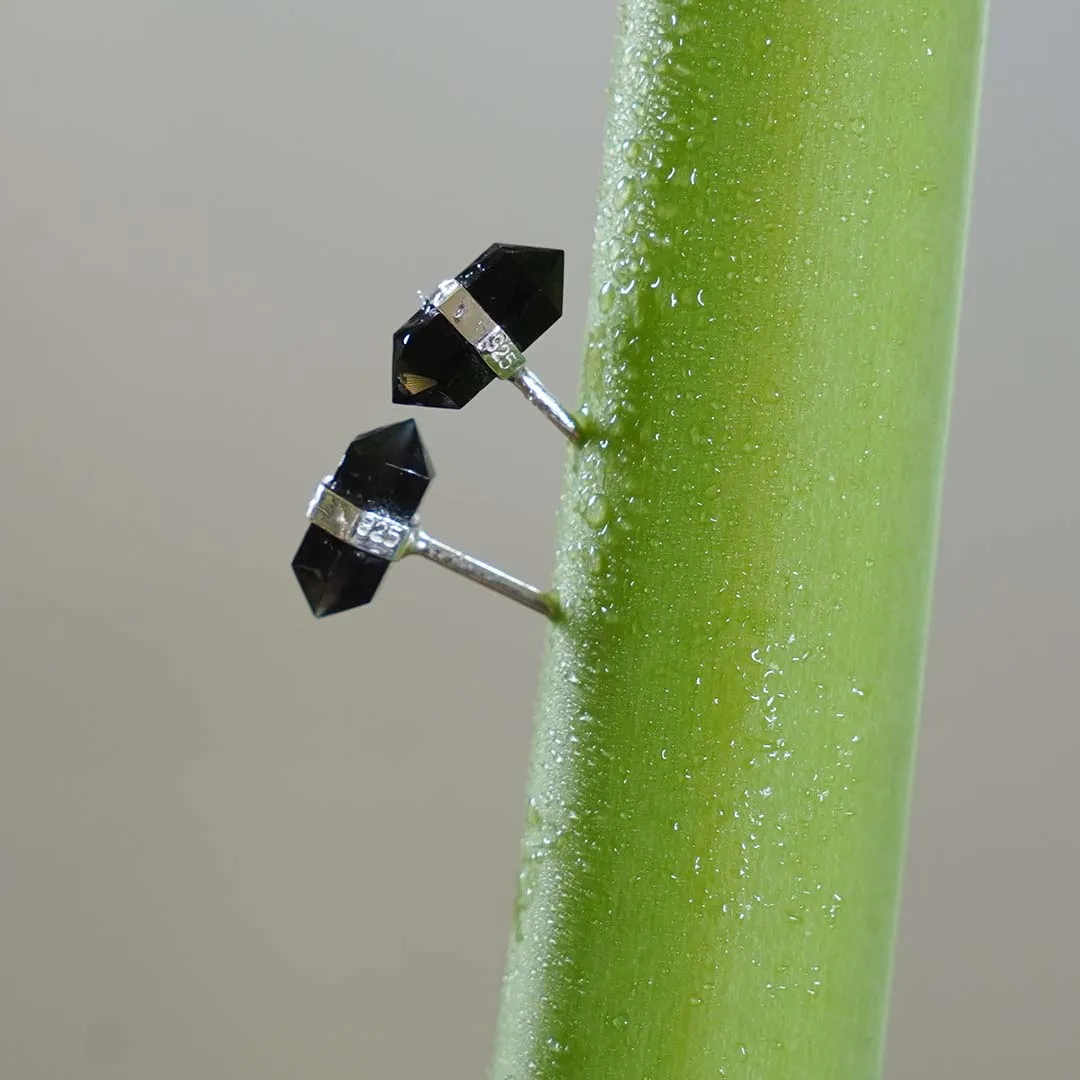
495 3 985 1078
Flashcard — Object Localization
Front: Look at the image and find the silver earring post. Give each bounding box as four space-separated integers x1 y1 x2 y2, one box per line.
403 527 557 617
508 366 580 441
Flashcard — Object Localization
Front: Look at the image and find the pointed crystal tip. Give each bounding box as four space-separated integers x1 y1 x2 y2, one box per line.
292 527 389 616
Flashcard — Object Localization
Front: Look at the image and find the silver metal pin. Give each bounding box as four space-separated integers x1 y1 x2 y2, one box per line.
403 527 556 617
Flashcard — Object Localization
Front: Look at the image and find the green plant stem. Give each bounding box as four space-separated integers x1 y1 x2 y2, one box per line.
493 3 985 1079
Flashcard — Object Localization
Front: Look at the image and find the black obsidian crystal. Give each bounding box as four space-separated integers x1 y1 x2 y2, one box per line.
392 306 495 409
291 529 389 618
292 420 433 617
393 243 564 409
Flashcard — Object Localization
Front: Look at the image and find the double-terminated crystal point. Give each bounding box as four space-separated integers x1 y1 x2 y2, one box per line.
292 419 554 618
292 420 431 617
392 243 564 409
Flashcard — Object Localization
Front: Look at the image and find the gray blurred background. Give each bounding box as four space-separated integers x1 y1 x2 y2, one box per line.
0 2 1076 1077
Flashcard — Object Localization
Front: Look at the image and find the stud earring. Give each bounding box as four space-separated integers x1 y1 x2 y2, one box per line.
291 420 556 618
392 243 581 441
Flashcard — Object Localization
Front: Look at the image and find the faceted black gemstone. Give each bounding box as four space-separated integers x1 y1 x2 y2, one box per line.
392 243 564 410
291 419 433 617
292 526 389 617
328 418 433 519
459 243 564 351
392 306 495 409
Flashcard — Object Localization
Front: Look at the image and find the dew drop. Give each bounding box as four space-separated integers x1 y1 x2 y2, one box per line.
584 495 610 529
614 176 638 210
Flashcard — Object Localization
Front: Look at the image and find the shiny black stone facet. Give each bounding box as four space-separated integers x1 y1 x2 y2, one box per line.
460 243 564 350
329 418 433 517
392 243 564 410
291 419 433 617
292 527 389 617
392 306 495 409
